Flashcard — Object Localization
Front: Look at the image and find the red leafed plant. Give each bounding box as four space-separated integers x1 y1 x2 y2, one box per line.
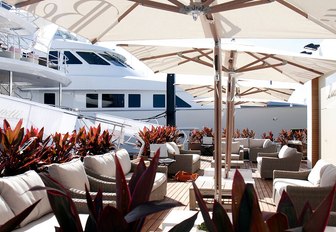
0 119 51 176
137 125 180 156
262 131 274 141
241 128 255 138
171 170 335 232
75 124 115 157
48 131 77 164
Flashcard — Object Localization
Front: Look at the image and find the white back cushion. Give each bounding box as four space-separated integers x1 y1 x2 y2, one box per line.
115 149 131 174
249 139 265 148
167 142 180 155
263 139 273 148
150 144 168 157
48 159 90 191
221 142 240 154
0 170 51 227
0 195 15 225
308 159 331 186
234 138 249 148
278 145 296 158
84 152 115 177
320 164 336 187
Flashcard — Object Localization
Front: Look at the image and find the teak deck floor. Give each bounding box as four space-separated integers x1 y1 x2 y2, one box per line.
141 156 282 232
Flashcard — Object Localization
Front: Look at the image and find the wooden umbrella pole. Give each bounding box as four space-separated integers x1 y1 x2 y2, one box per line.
213 40 222 203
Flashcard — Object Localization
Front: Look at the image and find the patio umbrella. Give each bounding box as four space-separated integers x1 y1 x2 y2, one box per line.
11 0 336 203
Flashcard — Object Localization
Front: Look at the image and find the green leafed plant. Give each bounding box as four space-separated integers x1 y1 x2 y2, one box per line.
75 124 115 157
36 149 182 231
172 170 335 232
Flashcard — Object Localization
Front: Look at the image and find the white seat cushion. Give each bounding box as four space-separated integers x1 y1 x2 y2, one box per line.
192 154 200 163
0 195 15 225
115 149 132 175
48 159 90 191
221 153 240 160
273 178 314 199
307 159 331 186
152 172 167 191
320 164 336 187
83 152 115 177
0 170 51 227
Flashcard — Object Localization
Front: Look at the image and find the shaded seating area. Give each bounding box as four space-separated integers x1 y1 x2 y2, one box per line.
273 159 336 225
166 142 201 176
249 138 277 162
257 145 302 179
83 149 168 201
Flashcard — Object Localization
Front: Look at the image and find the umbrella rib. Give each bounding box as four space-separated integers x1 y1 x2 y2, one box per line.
209 0 271 14
239 62 285 72
236 53 274 72
15 0 43 8
139 48 210 61
168 0 186 8
265 88 293 96
130 0 181 13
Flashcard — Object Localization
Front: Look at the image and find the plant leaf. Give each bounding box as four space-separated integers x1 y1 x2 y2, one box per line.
212 200 233 232
97 205 129 232
276 190 298 228
297 202 313 226
0 200 40 232
238 183 267 232
115 153 131 215
191 181 216 232
124 200 183 223
303 185 335 232
232 169 246 228
168 212 198 232
266 212 288 232
129 149 159 210
129 157 146 195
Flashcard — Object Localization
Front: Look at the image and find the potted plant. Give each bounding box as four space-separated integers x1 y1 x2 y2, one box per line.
188 129 203 150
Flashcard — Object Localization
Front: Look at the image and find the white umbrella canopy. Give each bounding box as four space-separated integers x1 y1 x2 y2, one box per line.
120 43 336 85
7 0 336 41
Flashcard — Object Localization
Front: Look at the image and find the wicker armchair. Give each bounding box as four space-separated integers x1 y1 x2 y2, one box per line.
257 145 302 179
166 142 201 176
249 139 277 162
273 160 336 226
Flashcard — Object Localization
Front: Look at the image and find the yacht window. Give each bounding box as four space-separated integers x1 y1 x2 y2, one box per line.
76 51 110 65
44 93 55 105
153 94 165 108
102 94 124 108
176 96 191 108
86 94 98 108
99 53 126 67
128 94 141 108
64 51 82 64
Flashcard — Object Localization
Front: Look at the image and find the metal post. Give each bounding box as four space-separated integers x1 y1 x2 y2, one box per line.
9 71 13 96
58 83 62 107
166 73 176 126
214 40 222 203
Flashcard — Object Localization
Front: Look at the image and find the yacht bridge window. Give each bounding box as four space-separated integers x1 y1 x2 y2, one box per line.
128 94 141 108
99 52 127 67
76 51 110 65
153 94 191 108
49 51 82 65
86 93 98 108
102 94 124 108
44 93 55 105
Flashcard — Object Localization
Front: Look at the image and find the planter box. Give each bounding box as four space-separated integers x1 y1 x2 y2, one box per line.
188 142 202 151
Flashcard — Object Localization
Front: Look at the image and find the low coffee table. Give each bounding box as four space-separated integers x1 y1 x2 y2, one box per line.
189 169 254 210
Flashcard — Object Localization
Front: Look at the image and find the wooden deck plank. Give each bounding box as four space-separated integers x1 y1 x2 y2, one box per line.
141 156 292 231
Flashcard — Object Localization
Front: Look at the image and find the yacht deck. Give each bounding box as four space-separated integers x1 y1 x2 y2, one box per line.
141 156 307 232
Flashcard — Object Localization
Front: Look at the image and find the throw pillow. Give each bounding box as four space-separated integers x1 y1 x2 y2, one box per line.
320 164 336 187
308 159 331 186
83 152 115 177
0 195 15 225
0 170 51 227
115 149 131 175
47 159 90 191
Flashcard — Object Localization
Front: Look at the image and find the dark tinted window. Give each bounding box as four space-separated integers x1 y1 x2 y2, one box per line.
48 51 59 64
99 53 126 67
176 96 191 108
153 94 165 108
86 94 98 108
44 93 55 105
76 51 110 65
64 51 82 64
128 94 141 108
102 94 124 108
